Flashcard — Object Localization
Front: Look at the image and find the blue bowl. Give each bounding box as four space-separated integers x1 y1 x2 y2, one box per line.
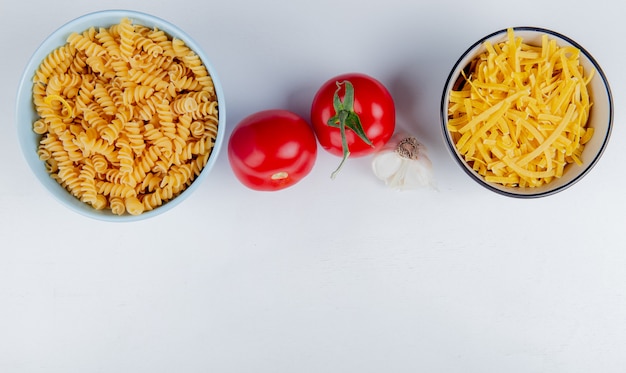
16 10 226 221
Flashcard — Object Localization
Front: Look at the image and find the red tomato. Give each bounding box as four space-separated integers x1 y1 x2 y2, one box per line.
310 73 395 178
228 110 318 191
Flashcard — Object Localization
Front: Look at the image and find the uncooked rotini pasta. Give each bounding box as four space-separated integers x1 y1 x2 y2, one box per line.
32 17 219 216
34 45 75 84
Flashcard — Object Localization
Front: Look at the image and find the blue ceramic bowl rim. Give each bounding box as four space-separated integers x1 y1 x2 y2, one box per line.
16 9 226 222
440 26 613 198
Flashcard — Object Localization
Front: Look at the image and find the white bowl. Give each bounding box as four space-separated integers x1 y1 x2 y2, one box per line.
16 10 226 221
440 27 612 198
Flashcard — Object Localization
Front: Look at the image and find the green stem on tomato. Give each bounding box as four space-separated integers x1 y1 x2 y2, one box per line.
330 111 350 179
326 80 374 179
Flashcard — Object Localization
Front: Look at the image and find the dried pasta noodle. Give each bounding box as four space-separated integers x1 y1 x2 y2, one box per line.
447 28 594 188
32 18 219 215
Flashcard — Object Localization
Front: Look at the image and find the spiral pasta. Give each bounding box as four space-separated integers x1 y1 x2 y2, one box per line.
32 18 219 216
34 44 75 84
67 30 106 58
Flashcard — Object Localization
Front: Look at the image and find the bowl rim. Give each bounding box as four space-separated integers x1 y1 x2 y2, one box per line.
440 26 613 198
15 9 226 222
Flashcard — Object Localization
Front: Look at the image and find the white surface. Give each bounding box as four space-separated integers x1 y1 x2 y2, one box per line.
1 1 625 372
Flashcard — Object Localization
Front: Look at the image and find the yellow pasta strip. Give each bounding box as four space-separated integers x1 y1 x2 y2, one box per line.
458 102 509 155
580 127 594 145
44 94 74 119
503 156 556 179
485 175 520 184
516 103 575 167
457 89 529 134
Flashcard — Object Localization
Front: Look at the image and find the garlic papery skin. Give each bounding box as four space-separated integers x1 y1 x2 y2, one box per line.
371 133 436 190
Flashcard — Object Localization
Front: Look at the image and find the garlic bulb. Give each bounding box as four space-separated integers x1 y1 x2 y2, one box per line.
372 133 436 190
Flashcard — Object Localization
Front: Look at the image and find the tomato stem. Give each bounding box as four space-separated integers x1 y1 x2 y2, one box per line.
327 80 373 179
331 111 351 179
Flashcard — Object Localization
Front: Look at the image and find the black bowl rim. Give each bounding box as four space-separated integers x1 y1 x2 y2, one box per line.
440 26 614 198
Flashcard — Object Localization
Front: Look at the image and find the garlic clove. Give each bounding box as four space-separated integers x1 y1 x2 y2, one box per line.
372 151 403 181
403 153 435 189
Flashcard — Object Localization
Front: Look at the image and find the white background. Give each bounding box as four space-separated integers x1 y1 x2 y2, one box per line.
1 0 625 372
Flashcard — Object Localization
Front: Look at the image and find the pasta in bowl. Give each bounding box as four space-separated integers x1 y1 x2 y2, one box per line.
440 27 612 198
17 10 225 221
